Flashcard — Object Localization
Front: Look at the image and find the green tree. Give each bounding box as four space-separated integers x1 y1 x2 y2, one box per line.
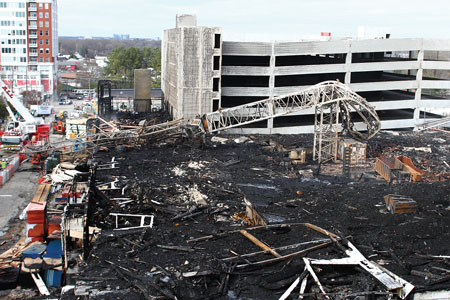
104 47 161 82
150 48 161 74
104 47 142 81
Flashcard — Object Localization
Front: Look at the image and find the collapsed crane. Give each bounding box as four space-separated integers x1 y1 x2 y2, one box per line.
200 81 380 162
23 81 380 163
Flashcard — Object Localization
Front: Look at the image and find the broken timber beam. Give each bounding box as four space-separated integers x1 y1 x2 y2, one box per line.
187 223 305 243
222 238 329 262
31 184 51 204
239 230 280 257
235 241 332 269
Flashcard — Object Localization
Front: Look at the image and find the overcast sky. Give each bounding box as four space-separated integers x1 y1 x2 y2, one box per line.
58 0 450 41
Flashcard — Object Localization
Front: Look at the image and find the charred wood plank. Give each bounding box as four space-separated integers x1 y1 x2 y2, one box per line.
426 274 450 286
239 230 280 257
235 241 332 269
187 223 304 243
222 238 329 262
157 245 194 252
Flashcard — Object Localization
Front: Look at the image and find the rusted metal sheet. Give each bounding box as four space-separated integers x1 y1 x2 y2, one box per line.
376 157 401 183
395 156 425 182
376 155 435 183
384 194 417 214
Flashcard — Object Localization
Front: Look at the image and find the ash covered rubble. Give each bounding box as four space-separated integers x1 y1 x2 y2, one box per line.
58 126 450 300
1 111 450 299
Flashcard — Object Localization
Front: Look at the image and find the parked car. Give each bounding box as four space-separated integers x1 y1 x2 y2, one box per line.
59 99 72 105
77 95 83 100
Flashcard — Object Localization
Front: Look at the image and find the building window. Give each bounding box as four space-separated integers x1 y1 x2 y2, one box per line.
45 57 49 62
45 3 48 9
23 48 26 53
39 12 43 18
40 57 43 62
213 56 220 70
45 48 49 54
45 39 49 45
39 21 43 27
45 21 49 27
39 39 43 45
45 30 48 36
45 12 48 18
213 99 220 111
39 30 43 36
38 3 42 8
214 34 221 49
39 48 43 53
213 78 220 92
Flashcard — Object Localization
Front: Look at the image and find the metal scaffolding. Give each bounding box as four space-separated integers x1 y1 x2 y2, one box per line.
313 102 340 163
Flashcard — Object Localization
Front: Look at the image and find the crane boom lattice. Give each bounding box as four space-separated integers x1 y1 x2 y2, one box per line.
202 81 380 162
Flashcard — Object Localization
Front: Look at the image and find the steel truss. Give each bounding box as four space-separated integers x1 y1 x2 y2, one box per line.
202 81 380 162
23 119 184 155
313 102 340 163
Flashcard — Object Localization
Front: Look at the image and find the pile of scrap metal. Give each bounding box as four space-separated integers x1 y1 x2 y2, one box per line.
277 224 415 300
375 155 443 183
184 223 416 300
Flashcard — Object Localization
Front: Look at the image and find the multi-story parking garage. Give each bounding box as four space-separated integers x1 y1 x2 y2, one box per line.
162 15 450 134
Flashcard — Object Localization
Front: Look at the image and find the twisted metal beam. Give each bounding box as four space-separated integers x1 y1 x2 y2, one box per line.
201 81 380 141
24 81 380 163
22 119 184 155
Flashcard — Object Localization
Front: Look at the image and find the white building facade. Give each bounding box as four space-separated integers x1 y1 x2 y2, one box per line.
0 0 58 102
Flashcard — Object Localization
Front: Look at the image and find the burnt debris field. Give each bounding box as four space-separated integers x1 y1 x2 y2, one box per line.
68 129 450 299
1 112 450 299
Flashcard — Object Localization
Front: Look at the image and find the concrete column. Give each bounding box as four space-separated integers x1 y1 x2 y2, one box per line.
197 28 204 117
345 41 352 84
414 40 424 126
268 42 275 129
177 29 184 119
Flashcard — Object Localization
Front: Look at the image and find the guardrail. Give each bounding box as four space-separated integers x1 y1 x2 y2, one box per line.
0 156 20 187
